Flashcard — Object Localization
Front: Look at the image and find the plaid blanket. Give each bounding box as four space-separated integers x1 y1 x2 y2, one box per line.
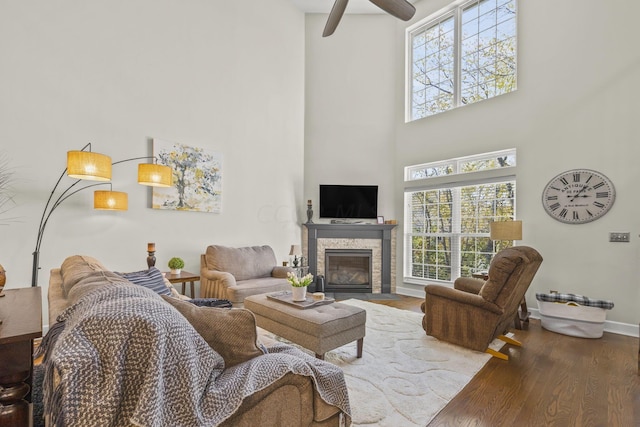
42 281 351 426
535 292 614 310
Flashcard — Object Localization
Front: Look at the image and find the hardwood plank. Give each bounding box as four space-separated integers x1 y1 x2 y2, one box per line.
367 295 640 427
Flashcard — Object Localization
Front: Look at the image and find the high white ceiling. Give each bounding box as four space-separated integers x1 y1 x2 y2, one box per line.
292 0 418 14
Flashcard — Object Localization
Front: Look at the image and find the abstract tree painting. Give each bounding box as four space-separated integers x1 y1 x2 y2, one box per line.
152 139 223 213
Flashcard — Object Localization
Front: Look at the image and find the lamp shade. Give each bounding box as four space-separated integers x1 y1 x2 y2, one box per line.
67 151 112 181
289 245 302 256
490 220 522 240
137 164 172 187
94 190 128 210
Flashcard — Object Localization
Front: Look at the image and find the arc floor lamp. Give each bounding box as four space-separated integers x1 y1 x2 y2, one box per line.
31 143 173 287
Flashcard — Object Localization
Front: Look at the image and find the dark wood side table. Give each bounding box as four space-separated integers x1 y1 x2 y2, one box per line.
165 271 200 298
0 287 43 427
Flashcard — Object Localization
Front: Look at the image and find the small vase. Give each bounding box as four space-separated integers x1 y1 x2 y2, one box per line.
291 286 307 302
170 268 181 275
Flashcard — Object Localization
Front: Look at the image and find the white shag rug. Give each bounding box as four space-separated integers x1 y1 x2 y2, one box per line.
261 299 504 426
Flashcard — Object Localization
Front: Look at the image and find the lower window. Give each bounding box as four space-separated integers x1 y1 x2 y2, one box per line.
405 180 516 283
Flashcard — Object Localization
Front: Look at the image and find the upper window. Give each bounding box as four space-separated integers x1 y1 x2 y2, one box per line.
406 0 517 121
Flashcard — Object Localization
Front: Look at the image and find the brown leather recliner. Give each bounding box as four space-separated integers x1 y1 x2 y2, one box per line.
420 246 543 359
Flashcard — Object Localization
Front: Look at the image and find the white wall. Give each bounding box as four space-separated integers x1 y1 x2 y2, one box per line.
305 0 640 329
0 0 306 322
304 14 397 220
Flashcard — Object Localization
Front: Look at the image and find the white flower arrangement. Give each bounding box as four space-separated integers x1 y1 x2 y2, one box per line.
287 272 314 288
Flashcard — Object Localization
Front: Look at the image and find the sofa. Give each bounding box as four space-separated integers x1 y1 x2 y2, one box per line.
43 255 351 427
200 245 293 305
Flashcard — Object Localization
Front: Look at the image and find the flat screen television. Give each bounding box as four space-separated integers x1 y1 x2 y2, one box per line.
319 185 378 219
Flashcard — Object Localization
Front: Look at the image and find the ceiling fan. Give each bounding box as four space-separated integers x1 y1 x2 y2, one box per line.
323 0 416 37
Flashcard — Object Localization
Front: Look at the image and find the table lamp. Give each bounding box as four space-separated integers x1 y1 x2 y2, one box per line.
490 220 522 241
289 245 302 267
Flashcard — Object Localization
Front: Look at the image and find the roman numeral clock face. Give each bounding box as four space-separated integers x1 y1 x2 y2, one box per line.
542 169 615 224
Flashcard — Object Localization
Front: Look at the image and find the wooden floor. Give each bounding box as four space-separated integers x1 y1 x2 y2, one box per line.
369 295 640 427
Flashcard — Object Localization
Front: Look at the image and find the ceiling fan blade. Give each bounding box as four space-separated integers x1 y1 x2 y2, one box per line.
368 0 416 21
323 0 350 37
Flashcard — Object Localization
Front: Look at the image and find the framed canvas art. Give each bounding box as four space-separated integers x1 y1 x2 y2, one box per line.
152 139 223 213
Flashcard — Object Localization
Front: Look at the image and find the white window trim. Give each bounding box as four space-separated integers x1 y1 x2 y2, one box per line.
406 168 516 192
404 148 517 186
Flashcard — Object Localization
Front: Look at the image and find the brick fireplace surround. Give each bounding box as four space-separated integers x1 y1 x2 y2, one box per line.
303 223 397 293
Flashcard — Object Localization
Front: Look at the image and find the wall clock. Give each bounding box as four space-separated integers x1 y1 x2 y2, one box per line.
542 169 615 224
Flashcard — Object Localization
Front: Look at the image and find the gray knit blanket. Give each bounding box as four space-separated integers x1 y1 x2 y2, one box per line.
43 281 351 426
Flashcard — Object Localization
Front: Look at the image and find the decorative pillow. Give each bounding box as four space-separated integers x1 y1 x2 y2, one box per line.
271 266 292 279
117 267 171 296
161 295 264 367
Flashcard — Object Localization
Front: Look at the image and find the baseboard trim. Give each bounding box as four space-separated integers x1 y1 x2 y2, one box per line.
395 286 425 298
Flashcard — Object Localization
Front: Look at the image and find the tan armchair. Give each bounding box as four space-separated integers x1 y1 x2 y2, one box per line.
200 245 294 304
420 246 543 360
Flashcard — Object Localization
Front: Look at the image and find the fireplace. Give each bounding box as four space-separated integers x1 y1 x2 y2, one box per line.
303 223 397 293
324 249 372 293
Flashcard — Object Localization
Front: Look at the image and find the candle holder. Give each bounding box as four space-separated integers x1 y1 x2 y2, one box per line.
147 251 156 269
306 200 314 224
147 243 156 269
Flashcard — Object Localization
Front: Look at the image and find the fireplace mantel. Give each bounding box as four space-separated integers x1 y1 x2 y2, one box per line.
303 223 397 293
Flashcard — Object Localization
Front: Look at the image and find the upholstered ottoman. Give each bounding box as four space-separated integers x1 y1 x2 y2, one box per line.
244 294 366 359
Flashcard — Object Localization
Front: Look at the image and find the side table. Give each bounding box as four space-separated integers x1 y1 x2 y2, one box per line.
165 271 200 298
0 287 43 427
471 271 489 280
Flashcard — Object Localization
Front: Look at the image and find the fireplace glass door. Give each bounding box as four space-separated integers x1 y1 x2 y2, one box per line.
324 249 372 293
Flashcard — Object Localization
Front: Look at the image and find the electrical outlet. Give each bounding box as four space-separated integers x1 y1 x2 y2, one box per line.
609 232 630 243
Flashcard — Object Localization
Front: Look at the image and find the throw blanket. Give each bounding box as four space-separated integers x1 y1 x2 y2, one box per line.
535 292 614 309
43 282 351 426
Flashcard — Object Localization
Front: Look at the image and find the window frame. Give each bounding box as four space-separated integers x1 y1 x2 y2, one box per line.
405 0 518 122
403 149 517 285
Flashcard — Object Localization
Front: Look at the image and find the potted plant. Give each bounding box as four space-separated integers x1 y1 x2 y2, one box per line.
168 257 185 275
286 271 314 302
